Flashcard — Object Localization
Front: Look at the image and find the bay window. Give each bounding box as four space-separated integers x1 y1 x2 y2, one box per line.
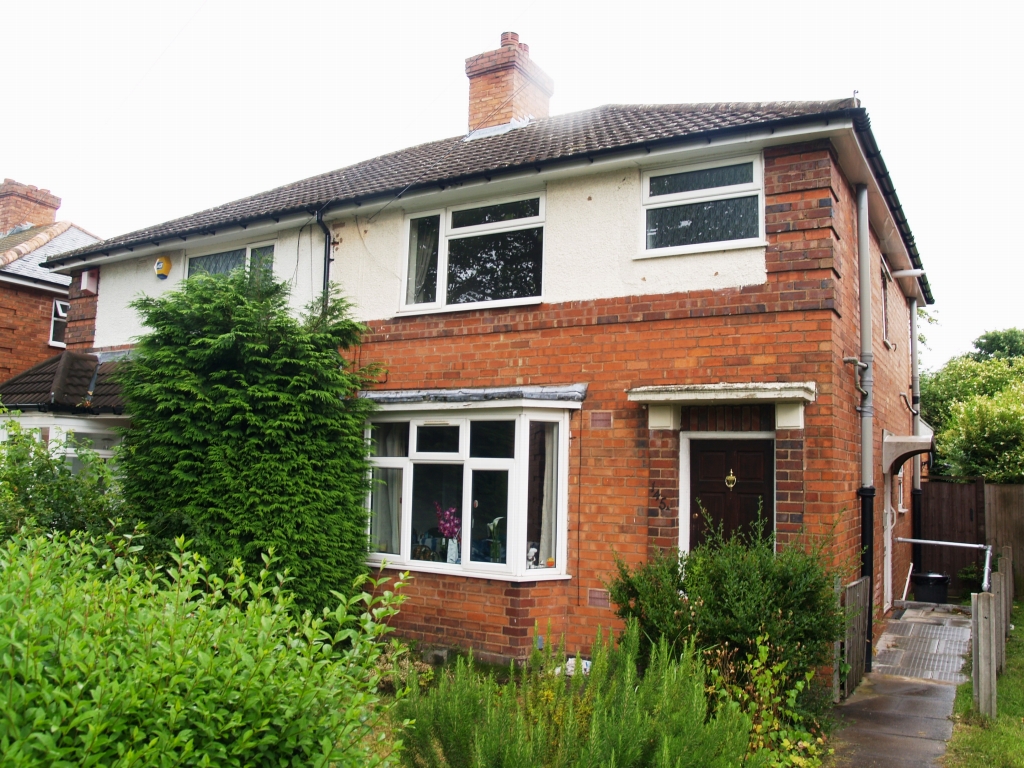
366 407 569 579
403 194 544 313
640 155 764 258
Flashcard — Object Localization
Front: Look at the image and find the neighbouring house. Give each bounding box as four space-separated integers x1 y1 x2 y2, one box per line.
0 179 100 380
37 33 935 663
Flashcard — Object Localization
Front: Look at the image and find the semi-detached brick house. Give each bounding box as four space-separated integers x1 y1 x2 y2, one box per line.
42 33 936 664
0 180 99 381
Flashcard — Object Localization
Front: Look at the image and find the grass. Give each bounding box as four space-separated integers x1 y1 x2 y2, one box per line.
944 601 1023 768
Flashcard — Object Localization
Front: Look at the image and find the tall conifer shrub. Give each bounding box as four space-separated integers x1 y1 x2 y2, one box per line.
116 269 376 609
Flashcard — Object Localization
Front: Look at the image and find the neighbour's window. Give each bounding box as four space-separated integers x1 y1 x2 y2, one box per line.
403 195 544 312
50 300 69 347
188 242 275 277
641 156 763 258
366 409 567 578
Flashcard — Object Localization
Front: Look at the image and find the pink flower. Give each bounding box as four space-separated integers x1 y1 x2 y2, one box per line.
435 501 461 539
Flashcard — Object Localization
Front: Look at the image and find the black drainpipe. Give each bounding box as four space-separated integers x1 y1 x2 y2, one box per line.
315 206 333 311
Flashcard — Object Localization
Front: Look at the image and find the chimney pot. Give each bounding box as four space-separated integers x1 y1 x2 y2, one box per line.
500 31 519 47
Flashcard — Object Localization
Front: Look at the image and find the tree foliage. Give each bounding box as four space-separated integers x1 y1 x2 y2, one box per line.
970 327 1024 361
116 270 376 609
937 381 1024 483
920 356 1024 435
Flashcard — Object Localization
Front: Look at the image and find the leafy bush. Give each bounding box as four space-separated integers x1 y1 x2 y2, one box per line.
608 519 845 712
116 269 377 609
920 356 1024 436
0 415 121 538
395 622 754 768
938 381 1024 482
0 529 406 767
709 636 830 767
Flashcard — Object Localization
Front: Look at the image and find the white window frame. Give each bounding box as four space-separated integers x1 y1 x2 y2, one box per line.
639 154 765 260
186 239 277 277
365 405 571 581
399 193 545 316
49 299 70 348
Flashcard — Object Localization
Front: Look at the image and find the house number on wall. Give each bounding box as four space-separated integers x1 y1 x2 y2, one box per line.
649 484 669 512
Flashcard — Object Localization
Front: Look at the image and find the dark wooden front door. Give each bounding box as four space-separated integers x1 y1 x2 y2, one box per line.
690 439 774 548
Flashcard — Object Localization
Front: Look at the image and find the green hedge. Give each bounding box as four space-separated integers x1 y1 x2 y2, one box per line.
0 529 404 766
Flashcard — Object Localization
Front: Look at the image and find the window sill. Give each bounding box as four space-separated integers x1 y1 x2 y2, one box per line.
366 559 571 583
395 296 543 318
634 239 767 261
48 341 67 349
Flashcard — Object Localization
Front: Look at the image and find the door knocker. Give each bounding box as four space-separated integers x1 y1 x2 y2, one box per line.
724 469 737 490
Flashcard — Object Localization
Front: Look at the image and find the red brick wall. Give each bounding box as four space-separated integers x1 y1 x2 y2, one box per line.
0 282 63 380
66 269 99 351
0 179 60 232
359 139 920 661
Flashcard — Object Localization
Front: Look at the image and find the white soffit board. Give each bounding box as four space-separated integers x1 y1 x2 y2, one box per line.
627 381 817 405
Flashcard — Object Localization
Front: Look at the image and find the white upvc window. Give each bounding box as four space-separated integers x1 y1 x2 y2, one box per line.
187 240 276 278
49 300 69 347
639 154 765 259
401 193 545 314
881 258 895 349
366 406 570 580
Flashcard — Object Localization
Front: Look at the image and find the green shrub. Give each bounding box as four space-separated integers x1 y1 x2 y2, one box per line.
0 415 121 538
608 518 845 714
395 621 754 768
116 270 377 609
709 635 830 767
938 381 1024 483
0 529 406 767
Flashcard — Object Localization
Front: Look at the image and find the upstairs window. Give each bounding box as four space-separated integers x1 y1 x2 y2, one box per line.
403 195 544 312
641 156 764 258
49 300 69 347
188 242 275 277
882 259 895 349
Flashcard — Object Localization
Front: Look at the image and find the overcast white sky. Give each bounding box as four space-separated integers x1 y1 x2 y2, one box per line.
3 0 1020 367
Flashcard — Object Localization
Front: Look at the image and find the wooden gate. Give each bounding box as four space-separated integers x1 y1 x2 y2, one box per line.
920 478 986 596
842 576 870 698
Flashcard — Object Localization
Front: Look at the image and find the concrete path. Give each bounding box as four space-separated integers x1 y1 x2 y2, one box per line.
831 604 971 768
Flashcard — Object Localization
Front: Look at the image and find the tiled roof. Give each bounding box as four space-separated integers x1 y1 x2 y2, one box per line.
51 100 859 260
43 98 932 303
0 223 98 288
0 351 124 413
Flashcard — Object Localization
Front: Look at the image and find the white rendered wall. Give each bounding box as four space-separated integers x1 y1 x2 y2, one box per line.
92 167 767 346
93 225 323 348
331 166 767 323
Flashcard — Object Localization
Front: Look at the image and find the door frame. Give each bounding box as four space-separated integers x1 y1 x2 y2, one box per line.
679 430 776 552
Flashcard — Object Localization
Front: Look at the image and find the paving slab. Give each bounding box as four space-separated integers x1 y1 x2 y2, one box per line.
831 603 969 768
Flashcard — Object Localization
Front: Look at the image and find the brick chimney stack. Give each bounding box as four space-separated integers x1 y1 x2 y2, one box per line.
465 32 554 133
0 179 61 233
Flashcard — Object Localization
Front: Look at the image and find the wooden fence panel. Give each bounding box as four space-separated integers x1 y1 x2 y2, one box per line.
920 478 985 596
842 576 870 698
986 484 1024 596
